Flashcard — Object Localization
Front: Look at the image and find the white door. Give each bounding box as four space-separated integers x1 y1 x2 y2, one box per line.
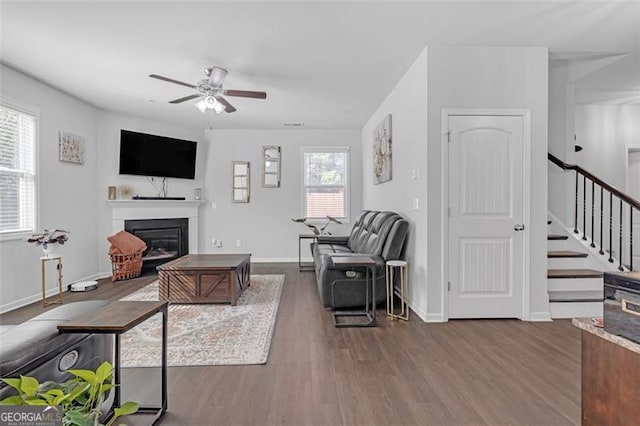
448 115 525 318
628 150 640 270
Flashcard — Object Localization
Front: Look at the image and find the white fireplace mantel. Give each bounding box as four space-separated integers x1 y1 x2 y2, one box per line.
107 200 204 254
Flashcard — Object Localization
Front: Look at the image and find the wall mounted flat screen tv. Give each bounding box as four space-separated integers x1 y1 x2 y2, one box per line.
119 130 197 179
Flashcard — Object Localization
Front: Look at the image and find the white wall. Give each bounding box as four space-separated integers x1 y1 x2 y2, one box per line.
0 64 99 312
201 129 362 260
548 64 576 224
361 49 429 320
426 46 549 321
574 104 640 190
95 111 206 274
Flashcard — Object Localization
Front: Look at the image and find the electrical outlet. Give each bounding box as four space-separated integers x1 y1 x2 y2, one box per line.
236 239 241 247
211 238 216 246
216 240 222 248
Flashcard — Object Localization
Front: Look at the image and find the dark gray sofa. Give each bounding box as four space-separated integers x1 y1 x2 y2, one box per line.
0 301 114 403
311 210 409 309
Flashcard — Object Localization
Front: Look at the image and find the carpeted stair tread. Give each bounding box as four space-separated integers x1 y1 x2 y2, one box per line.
547 269 603 279
548 250 588 258
548 234 569 240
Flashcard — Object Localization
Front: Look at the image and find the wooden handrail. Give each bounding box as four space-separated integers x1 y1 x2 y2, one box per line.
548 153 640 210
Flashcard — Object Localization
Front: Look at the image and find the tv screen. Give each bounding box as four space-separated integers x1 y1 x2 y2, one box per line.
118 130 197 179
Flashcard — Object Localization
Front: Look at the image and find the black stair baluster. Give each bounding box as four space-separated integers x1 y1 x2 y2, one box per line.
599 186 605 255
609 193 614 263
631 205 634 272
591 180 596 247
582 175 587 240
574 171 579 234
619 199 624 271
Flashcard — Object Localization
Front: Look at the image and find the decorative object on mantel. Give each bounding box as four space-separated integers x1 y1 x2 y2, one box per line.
291 216 342 236
373 114 392 184
118 184 133 199
108 186 117 200
58 130 85 164
27 229 69 257
107 230 147 282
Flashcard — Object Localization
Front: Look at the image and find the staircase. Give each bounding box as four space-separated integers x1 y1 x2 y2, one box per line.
547 153 639 318
547 218 605 318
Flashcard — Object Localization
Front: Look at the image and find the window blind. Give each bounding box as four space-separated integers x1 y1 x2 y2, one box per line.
0 104 36 234
302 148 349 220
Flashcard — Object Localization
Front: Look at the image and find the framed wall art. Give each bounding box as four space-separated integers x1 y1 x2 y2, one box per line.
373 114 392 184
58 131 86 164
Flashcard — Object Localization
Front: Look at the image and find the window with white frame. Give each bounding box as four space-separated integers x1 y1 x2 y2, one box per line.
0 98 37 237
302 147 349 221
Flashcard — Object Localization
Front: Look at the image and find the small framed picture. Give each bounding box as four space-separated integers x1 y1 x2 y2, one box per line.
58 131 86 164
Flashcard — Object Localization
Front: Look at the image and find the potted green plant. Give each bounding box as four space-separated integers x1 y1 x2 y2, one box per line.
291 216 342 236
0 361 138 426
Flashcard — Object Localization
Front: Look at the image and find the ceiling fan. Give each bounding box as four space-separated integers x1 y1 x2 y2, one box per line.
149 66 267 114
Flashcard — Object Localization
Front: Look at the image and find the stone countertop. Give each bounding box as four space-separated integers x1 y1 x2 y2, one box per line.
573 318 640 355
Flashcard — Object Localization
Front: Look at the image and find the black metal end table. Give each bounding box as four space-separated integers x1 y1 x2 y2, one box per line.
330 256 377 327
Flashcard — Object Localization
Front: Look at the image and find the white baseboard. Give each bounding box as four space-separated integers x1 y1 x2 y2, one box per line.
527 311 553 322
0 286 68 314
0 271 110 314
422 312 446 323
251 257 303 263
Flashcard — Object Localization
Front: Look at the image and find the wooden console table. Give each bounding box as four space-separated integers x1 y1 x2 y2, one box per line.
58 301 168 426
157 254 251 305
573 318 640 425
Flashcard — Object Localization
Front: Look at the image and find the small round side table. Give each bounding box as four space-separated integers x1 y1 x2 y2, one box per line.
386 260 408 321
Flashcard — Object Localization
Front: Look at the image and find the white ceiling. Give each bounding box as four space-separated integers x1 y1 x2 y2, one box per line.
1 1 638 129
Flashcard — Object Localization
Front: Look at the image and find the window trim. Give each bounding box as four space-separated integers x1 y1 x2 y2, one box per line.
0 95 39 242
300 146 350 224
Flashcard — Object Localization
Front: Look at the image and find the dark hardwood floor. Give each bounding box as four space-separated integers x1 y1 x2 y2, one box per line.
0 263 581 425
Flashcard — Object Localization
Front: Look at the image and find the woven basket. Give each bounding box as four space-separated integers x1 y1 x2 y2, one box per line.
110 251 143 282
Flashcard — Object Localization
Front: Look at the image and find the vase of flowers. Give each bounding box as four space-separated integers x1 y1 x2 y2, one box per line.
27 229 69 257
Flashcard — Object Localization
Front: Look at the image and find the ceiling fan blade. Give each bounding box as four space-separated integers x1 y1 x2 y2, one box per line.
215 96 237 113
149 74 196 89
169 94 201 104
223 89 267 99
208 66 228 88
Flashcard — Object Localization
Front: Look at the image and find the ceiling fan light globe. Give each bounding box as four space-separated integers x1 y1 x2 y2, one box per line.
195 99 207 113
213 102 225 114
204 96 217 108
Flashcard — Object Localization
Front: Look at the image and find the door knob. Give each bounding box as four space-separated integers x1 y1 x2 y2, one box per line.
514 224 525 231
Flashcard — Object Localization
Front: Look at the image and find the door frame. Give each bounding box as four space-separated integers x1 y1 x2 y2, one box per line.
441 109 532 321
625 144 640 194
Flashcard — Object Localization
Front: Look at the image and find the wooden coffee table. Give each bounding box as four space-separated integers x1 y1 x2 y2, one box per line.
157 254 251 305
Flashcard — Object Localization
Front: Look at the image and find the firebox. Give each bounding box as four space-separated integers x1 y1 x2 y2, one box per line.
124 218 188 274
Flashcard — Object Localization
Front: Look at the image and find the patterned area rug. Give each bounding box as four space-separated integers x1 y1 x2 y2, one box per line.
119 274 284 367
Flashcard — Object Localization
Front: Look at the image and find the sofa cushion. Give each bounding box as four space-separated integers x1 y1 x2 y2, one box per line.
107 230 146 255
311 210 409 308
0 300 110 377
349 211 399 255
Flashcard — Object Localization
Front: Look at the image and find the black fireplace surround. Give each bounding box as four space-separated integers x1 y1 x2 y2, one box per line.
124 218 188 274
